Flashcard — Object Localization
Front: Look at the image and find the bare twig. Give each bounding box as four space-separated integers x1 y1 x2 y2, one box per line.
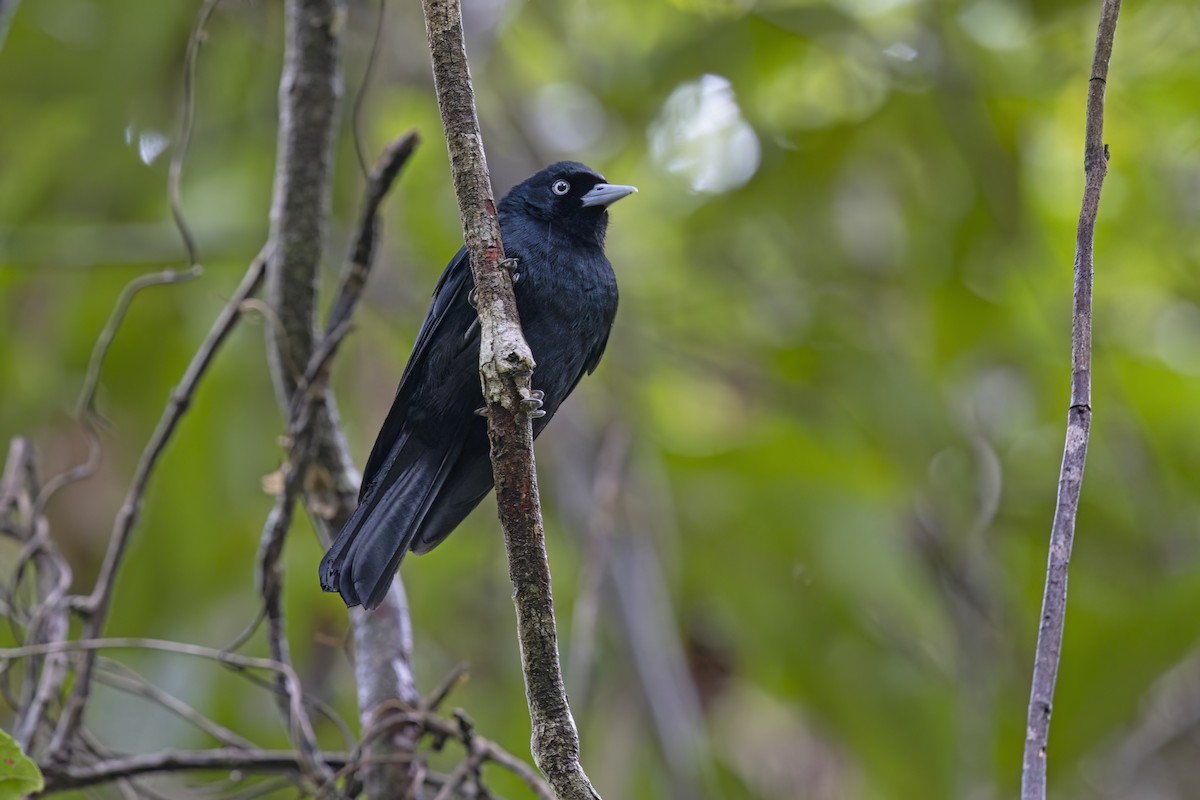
366 706 555 800
351 0 388 177
1020 2 1122 797
423 662 469 713
40 748 353 794
31 428 101 519
2 440 74 756
254 325 353 789
325 129 419 337
76 266 203 421
94 658 256 750
49 252 269 761
3 637 319 742
420 2 598 797
168 0 223 269
13 517 72 753
0 437 35 517
431 744 483 800
6 635 333 795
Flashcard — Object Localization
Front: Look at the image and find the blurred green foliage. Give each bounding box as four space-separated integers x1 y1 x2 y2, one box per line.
3 0 1200 797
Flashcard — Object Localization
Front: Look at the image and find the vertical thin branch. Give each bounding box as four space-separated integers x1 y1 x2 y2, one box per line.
2 438 73 756
332 132 424 800
257 428 334 789
351 588 420 800
1020 2 1121 797
264 0 341 408
263 3 422 798
420 2 600 798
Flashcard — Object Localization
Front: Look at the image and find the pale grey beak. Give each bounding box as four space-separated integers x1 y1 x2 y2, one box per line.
581 183 638 208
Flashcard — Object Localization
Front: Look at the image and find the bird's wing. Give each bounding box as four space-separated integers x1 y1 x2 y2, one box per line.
360 246 475 497
585 331 610 377
533 323 615 442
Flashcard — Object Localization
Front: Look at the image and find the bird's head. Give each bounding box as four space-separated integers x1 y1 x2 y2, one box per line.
500 161 637 245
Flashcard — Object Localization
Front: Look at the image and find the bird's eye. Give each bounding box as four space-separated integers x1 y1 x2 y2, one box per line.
552 179 570 196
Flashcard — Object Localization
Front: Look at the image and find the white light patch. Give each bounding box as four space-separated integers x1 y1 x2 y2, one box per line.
884 41 918 61
649 74 760 194
137 130 169 166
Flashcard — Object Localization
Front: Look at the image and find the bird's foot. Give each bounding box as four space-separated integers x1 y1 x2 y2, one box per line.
521 388 546 418
474 406 488 417
468 259 520 312
499 257 521 283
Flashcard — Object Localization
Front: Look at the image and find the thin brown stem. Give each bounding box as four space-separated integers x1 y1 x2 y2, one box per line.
420 1 598 797
93 659 256 750
1020 1 1122 797
40 748 353 794
325 129 419 338
48 252 268 762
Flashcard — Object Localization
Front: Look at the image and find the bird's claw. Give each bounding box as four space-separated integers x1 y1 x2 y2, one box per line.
522 389 546 418
468 259 519 312
500 257 520 283
474 406 488 417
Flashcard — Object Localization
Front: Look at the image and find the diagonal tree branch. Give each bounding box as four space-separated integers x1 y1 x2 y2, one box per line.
326 130 419 338
48 251 269 762
1020 1 1122 797
420 1 600 797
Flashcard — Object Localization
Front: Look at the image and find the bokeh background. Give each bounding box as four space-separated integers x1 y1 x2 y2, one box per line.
3 0 1200 797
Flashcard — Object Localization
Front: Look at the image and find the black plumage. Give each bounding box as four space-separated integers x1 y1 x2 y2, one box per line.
319 161 636 609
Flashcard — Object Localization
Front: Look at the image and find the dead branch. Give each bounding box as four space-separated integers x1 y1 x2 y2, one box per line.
40 748 353 794
47 251 269 761
325 129 419 337
1020 1 1122 797
366 705 555 800
262 3 423 796
2 439 72 754
94 658 256 750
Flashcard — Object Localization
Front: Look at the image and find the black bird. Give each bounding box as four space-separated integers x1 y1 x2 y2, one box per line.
319 162 636 609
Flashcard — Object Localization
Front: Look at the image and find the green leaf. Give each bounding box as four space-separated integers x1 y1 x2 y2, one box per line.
0 728 43 800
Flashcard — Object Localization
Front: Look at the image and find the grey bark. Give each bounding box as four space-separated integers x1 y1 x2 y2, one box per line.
263 1 422 796
1020 1 1122 797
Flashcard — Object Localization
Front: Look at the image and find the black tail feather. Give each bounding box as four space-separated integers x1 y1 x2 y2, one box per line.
319 429 462 609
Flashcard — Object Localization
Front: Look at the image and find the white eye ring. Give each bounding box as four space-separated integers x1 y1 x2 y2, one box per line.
552 179 570 196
